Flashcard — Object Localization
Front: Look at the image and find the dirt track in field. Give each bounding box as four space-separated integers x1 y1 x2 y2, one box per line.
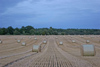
0 35 100 67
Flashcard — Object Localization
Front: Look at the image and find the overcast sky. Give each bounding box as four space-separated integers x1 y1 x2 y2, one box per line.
0 0 100 29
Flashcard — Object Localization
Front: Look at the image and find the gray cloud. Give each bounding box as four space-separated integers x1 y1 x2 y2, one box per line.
0 0 100 28
0 0 26 13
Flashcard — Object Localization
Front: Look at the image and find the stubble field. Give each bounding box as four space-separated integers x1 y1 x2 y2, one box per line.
0 35 100 67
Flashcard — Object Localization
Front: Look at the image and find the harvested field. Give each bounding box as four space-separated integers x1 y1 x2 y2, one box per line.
0 35 100 67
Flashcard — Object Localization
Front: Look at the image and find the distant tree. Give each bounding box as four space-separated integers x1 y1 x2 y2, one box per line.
25 26 34 33
50 27 53 30
20 26 26 34
61 32 65 35
0 28 3 35
1 28 8 35
48 29 53 35
13 30 20 35
15 28 20 31
6 33 10 35
22 31 26 35
42 31 46 35
7 26 14 35
53 31 58 35
29 29 35 35
0 26 100 35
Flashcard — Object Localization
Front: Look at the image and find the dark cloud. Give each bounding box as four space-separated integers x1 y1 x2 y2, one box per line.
0 0 26 13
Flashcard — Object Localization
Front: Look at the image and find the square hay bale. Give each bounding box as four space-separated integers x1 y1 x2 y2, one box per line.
0 40 2 44
72 40 76 43
43 41 47 44
81 44 96 56
22 42 26 46
17 40 21 43
32 45 41 53
59 42 63 45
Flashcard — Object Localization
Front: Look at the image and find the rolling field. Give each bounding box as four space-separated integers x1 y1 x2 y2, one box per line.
0 35 100 67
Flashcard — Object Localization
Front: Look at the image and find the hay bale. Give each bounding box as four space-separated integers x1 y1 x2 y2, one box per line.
32 45 41 53
43 41 47 44
86 40 90 43
81 44 96 56
0 40 2 44
72 40 76 43
59 42 63 45
34 38 37 40
22 42 26 46
17 40 21 43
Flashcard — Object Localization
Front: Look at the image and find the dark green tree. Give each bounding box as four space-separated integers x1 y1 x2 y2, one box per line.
29 29 35 35
0 28 3 35
7 26 14 35
25 26 34 33
14 30 20 35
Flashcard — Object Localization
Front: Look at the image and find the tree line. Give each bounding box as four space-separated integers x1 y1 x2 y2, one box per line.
0 26 100 35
